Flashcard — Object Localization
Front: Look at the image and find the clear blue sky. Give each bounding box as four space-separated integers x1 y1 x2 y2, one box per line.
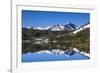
22 10 90 27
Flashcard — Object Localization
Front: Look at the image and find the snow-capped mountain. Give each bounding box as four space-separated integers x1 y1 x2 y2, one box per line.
48 24 65 31
48 23 77 31
73 23 90 34
33 26 51 30
33 27 45 30
44 26 51 30
64 23 77 31
26 22 77 31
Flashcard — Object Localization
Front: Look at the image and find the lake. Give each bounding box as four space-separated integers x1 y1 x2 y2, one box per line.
22 50 89 62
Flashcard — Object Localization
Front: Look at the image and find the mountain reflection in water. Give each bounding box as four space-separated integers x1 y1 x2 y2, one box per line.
22 49 89 62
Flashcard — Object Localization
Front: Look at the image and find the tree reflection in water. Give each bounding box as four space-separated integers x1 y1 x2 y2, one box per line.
22 41 76 57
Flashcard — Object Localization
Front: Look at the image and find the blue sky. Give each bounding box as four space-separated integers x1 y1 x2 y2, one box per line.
22 10 90 28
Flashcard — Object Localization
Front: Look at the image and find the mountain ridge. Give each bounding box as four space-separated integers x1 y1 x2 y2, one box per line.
25 22 78 31
24 22 90 34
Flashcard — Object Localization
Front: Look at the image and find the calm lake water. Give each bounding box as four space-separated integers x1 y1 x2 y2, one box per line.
22 51 89 62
